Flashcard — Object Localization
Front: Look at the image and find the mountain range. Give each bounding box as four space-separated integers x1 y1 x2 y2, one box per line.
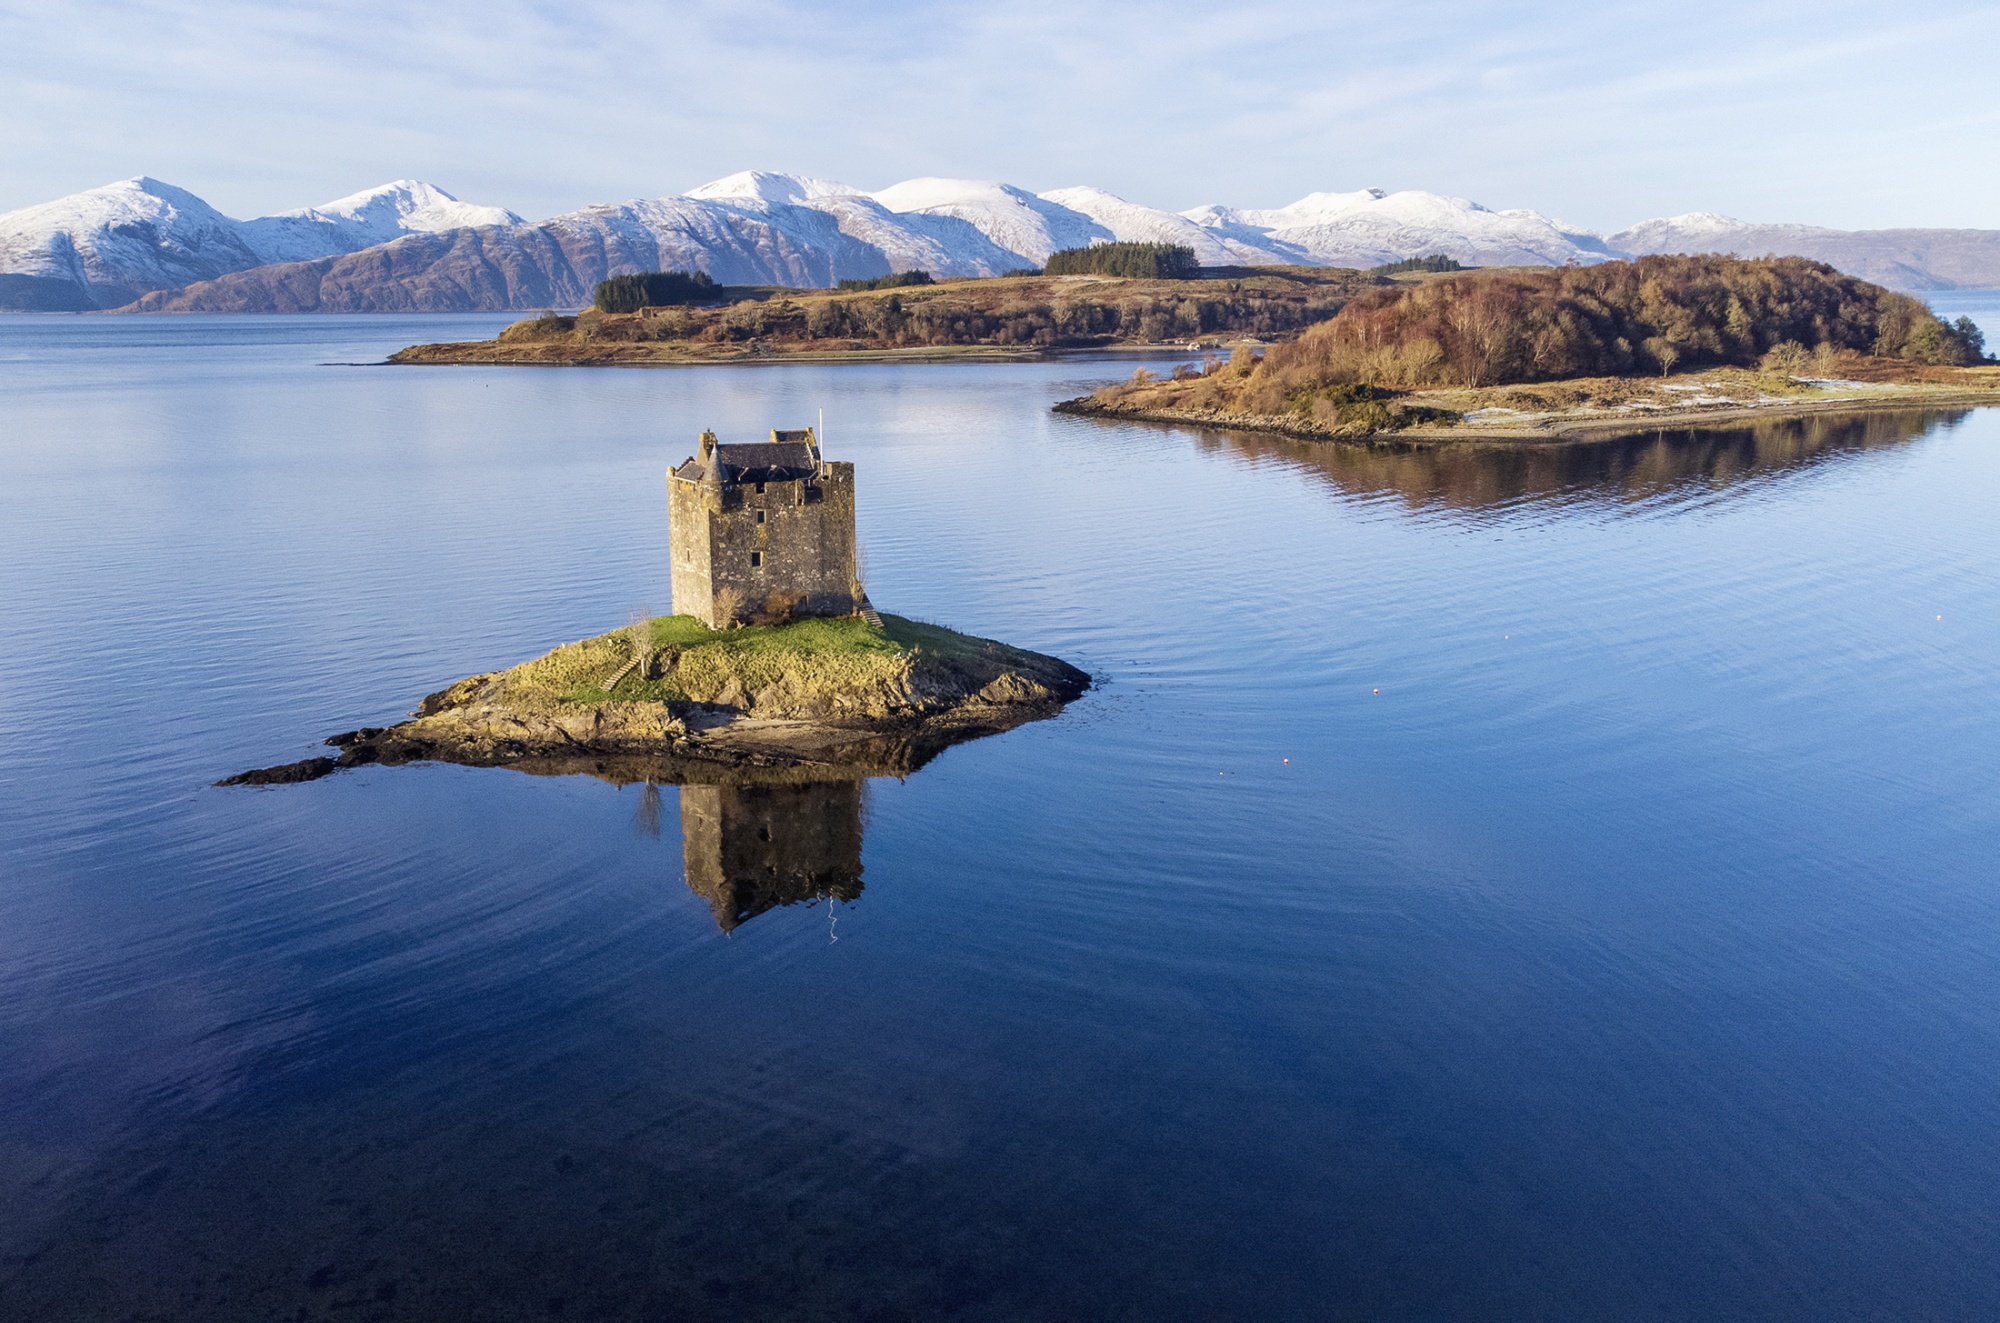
0 178 521 310
2 171 1995 313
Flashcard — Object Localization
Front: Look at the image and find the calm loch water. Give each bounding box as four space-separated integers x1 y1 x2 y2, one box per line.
3 313 2000 1320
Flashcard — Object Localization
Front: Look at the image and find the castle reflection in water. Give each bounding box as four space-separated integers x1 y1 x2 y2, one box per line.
671 780 867 931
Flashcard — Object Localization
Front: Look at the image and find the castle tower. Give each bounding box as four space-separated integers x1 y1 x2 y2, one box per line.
666 427 859 627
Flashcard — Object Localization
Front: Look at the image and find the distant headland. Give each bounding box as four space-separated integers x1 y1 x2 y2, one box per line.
387 253 1373 366
1055 255 2000 443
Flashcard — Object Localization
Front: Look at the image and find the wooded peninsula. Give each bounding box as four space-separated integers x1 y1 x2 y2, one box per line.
1060 255 1999 441
390 250 1998 440
389 262 1373 366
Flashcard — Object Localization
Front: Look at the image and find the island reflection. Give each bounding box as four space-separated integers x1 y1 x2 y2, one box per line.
1166 408 1969 513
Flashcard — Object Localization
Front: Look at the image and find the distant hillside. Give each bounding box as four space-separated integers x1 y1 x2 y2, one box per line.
1611 214 2000 292
124 220 829 313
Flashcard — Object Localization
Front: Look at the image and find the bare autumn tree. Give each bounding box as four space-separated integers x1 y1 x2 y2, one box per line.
1762 342 1810 375
628 606 652 678
1196 254 1977 400
850 540 870 614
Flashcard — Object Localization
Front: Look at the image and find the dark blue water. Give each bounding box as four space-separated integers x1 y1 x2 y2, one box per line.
3 312 2000 1320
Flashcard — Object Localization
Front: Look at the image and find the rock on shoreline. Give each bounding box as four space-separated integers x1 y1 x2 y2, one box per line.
1055 368 2000 445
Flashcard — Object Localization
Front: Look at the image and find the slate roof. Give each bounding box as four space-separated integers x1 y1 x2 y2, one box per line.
673 430 822 485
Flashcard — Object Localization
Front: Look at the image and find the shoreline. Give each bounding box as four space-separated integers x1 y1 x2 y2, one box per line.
223 699 1075 787
384 340 1218 368
1055 382 2000 447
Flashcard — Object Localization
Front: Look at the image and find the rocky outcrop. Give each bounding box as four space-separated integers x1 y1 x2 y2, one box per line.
221 614 1090 786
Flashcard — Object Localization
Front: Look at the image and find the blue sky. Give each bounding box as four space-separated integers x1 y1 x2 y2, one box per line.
3 0 1997 230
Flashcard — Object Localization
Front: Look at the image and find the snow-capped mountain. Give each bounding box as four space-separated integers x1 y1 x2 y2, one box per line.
0 178 265 309
8 170 1996 313
105 173 1635 313
683 171 1030 278
0 177 519 308
674 175 1610 272
869 178 1111 266
240 180 520 264
1609 211 1760 253
1183 188 1616 268
1041 186 1289 266
1604 212 2000 290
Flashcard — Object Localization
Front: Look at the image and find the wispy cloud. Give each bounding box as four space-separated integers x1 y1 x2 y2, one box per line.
1 0 1995 229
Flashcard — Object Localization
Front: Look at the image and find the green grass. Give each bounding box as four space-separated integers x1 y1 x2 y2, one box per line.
644 612 902 657
489 612 998 708
875 614 1002 663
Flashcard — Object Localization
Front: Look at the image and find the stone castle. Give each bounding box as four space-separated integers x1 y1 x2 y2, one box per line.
667 427 860 628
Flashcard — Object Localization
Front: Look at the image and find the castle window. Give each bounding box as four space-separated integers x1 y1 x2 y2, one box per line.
756 510 766 524
750 551 762 567
755 482 765 494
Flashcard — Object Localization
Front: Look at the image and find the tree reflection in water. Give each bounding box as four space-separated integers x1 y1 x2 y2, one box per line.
1173 408 1971 514
632 780 665 838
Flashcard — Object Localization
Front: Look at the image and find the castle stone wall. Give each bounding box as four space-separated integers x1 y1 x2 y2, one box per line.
668 455 858 628
667 474 718 623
